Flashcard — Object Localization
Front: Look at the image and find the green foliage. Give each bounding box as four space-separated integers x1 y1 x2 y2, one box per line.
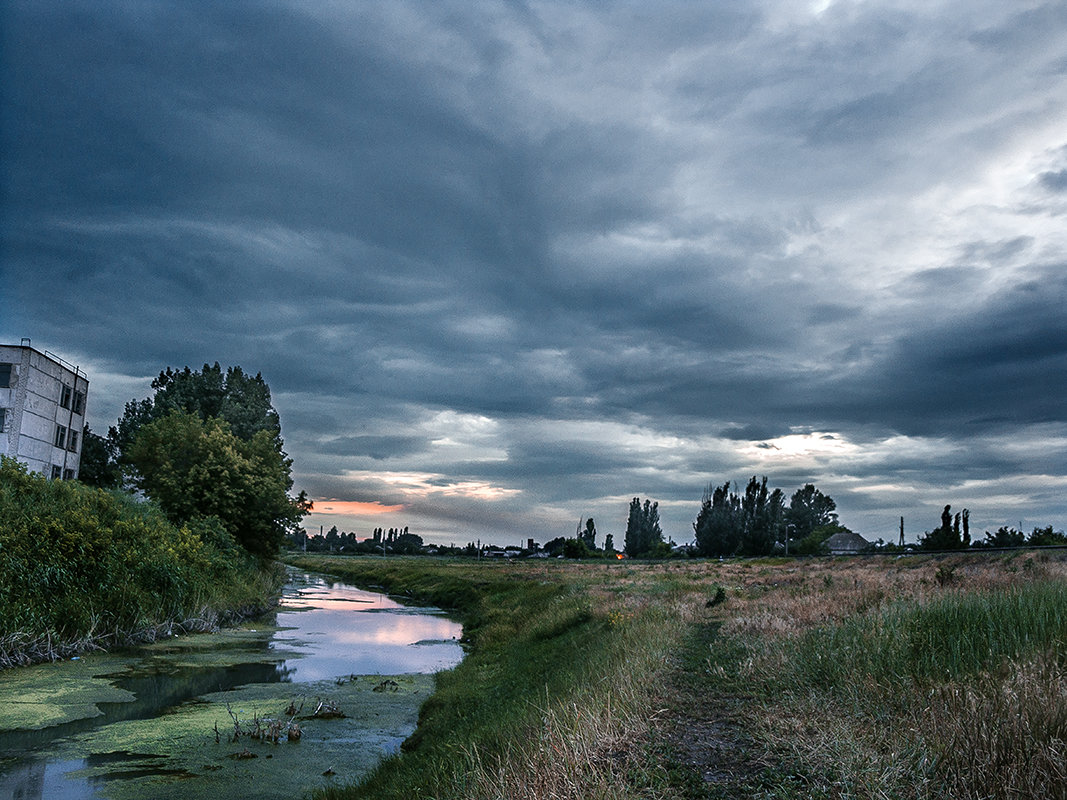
694 481 742 556
694 476 789 557
579 517 597 550
980 526 1027 547
110 362 281 458
1027 525 1067 546
76 424 121 488
0 456 275 656
785 483 838 541
739 476 784 556
793 523 851 555
919 505 971 550
562 537 590 559
624 497 664 556
126 411 307 557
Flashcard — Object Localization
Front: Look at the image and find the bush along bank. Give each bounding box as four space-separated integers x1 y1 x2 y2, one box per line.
0 456 284 668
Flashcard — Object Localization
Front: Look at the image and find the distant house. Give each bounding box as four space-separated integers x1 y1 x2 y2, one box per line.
0 341 89 480
826 531 872 555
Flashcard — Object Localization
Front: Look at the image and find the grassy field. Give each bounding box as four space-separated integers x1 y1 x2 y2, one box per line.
286 550 1067 800
0 456 283 667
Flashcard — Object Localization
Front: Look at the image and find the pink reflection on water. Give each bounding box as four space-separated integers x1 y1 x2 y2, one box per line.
272 571 464 682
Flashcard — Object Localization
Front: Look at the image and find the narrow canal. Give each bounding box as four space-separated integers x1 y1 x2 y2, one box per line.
0 568 464 799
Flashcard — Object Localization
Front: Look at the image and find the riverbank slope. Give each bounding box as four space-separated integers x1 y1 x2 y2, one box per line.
0 456 283 667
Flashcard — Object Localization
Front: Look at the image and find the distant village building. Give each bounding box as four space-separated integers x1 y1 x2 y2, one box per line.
826 531 872 555
0 341 89 480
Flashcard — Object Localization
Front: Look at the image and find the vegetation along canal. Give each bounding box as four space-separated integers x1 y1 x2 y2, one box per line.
0 568 464 799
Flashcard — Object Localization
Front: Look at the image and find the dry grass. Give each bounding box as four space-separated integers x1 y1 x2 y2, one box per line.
918 652 1067 800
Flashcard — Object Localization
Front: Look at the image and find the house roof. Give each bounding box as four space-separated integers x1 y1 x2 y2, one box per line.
826 532 871 552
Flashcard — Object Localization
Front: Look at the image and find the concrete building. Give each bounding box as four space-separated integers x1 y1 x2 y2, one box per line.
0 340 89 479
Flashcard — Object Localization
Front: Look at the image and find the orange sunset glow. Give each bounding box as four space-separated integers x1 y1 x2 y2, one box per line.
314 500 405 516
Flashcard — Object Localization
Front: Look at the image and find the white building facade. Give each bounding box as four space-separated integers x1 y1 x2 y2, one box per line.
0 341 89 479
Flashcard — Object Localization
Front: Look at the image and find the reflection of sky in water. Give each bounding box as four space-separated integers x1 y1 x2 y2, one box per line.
272 572 464 682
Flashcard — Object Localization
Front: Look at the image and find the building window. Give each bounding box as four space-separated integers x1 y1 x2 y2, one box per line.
64 468 76 480
73 390 86 415
54 424 68 448
0 408 5 433
0 363 11 388
60 384 72 409
51 464 62 479
68 429 79 452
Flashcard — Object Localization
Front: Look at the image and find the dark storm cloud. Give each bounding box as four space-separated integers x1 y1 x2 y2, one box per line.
4 0 1067 542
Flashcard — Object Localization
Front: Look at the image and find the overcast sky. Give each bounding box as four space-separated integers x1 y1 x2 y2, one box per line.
4 1 1066 546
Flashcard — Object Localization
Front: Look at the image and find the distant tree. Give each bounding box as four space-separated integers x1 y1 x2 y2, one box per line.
978 526 1026 548
694 481 742 557
603 533 615 553
77 424 121 488
579 518 597 550
1028 525 1067 546
738 476 783 556
785 484 838 541
126 411 309 557
394 532 424 554
918 505 970 551
563 538 590 559
624 497 665 557
544 536 567 556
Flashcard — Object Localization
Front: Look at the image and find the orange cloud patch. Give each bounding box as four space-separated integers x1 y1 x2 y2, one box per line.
314 500 405 516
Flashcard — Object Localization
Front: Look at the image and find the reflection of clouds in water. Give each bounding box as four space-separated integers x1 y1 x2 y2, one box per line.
269 577 463 682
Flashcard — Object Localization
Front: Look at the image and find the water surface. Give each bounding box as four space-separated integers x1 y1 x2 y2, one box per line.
0 567 463 799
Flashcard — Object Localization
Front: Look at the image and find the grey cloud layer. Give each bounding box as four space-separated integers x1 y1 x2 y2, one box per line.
3 1 1066 542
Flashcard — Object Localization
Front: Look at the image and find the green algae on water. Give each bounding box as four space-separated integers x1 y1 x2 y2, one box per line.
43 674 434 800
0 656 138 731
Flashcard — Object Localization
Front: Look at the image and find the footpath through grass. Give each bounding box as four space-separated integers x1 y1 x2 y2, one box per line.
0 456 282 667
287 551 1067 800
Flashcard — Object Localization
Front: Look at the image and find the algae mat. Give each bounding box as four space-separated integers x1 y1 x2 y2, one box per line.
1 673 433 799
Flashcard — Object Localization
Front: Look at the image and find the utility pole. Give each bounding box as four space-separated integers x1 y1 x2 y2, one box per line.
899 517 904 547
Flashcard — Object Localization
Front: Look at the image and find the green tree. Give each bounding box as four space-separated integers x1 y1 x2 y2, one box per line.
785 484 838 541
693 481 742 557
110 363 282 468
126 411 309 557
563 538 590 558
919 505 970 551
739 476 783 556
624 497 664 557
77 424 121 488
394 532 424 554
1028 525 1067 546
979 526 1026 548
603 533 615 553
579 518 597 550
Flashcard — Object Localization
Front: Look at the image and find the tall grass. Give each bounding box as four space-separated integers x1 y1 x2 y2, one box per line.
286 554 688 800
702 556 1067 799
0 456 280 666
790 580 1067 691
